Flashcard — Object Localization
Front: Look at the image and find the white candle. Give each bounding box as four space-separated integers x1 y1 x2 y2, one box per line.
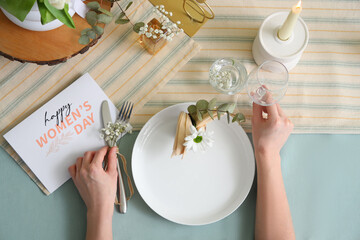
278 0 302 41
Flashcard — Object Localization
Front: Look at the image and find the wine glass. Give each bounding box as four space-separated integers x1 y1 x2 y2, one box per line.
246 60 288 106
209 58 248 95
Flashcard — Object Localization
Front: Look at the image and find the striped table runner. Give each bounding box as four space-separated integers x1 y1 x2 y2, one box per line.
0 0 200 194
133 0 360 134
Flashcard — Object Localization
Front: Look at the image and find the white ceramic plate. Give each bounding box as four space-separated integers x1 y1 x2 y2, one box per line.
132 103 255 225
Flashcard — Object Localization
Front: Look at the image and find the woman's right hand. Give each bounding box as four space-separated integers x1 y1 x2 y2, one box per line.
251 102 294 165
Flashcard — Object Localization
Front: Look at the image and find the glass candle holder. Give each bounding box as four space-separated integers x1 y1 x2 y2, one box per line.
139 18 168 55
209 58 248 95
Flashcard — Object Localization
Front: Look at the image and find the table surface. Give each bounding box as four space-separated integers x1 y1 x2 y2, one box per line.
1 132 360 240
1 0 360 239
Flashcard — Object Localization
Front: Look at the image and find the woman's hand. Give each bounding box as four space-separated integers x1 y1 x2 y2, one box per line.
68 146 118 218
252 102 294 167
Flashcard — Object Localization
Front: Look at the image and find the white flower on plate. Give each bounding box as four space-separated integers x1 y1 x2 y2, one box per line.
48 0 70 10
183 125 214 152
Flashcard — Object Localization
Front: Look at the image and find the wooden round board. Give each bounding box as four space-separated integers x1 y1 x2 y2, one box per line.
0 1 112 65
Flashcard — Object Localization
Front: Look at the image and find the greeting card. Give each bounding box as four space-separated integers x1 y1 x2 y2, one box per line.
4 73 118 194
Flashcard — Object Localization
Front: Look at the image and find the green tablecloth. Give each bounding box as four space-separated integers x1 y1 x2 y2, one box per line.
1 133 359 240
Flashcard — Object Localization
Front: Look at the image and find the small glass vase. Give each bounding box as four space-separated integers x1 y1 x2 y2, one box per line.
139 18 168 55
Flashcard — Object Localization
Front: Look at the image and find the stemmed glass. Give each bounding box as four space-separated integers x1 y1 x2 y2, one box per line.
246 60 288 106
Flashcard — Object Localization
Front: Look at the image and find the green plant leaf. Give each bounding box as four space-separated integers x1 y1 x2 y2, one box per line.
86 29 96 39
196 109 202 121
63 3 74 27
217 103 229 112
188 105 197 114
226 111 230 123
133 22 145 33
44 0 75 28
79 35 90 45
232 116 237 123
38 0 56 25
93 25 104 35
98 7 113 16
188 105 197 121
81 28 91 35
208 110 214 120
125 1 133 10
196 99 208 110
0 0 36 21
118 12 125 19
86 11 97 26
115 18 130 24
208 98 217 110
86 1 100 10
217 110 221 120
97 13 112 24
227 103 236 113
235 113 246 123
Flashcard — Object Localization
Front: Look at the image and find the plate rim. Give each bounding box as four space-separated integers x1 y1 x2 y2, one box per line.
132 102 255 225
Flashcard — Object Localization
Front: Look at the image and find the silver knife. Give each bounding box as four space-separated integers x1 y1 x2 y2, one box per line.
101 100 127 214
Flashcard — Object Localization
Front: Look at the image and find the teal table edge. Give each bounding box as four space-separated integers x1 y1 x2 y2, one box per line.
1 132 360 240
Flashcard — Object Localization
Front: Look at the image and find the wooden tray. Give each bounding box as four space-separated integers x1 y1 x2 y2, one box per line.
0 0 111 65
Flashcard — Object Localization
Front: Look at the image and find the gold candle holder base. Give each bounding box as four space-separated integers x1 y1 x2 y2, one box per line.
183 0 214 23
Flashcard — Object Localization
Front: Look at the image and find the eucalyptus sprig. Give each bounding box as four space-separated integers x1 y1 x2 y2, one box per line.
79 1 145 45
187 99 245 125
79 1 113 45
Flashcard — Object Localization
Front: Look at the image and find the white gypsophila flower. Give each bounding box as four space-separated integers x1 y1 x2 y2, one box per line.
48 0 70 10
125 122 133 133
183 125 214 152
100 121 133 146
146 5 183 41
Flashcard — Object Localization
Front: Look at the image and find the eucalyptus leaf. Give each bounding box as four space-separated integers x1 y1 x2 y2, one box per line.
133 22 145 33
86 11 97 26
217 110 221 120
208 110 214 120
196 99 208 110
93 25 104 35
115 18 130 24
235 113 246 123
97 14 112 24
86 1 100 10
0 0 36 21
226 111 230 124
232 116 237 123
196 109 203 121
187 105 197 114
227 103 236 113
44 0 75 28
125 1 133 10
118 12 125 19
98 7 113 16
208 98 217 110
79 35 90 45
188 105 197 121
81 28 91 35
86 29 96 39
217 103 229 112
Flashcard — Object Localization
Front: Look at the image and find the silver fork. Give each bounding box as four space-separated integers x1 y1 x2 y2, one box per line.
118 101 134 123
116 101 133 213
